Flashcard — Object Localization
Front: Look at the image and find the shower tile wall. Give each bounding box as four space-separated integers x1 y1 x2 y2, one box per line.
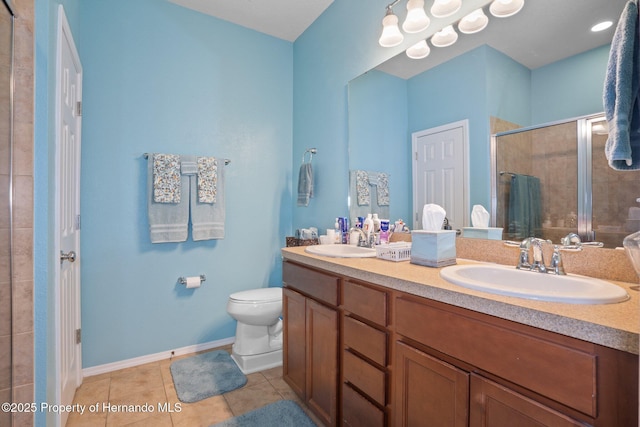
0 0 35 426
494 118 579 242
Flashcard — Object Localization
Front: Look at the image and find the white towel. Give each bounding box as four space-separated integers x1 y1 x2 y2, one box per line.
147 154 189 243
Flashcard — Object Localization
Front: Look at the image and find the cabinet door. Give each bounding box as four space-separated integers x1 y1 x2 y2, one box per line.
283 287 306 399
394 341 469 427
470 374 588 427
306 298 339 426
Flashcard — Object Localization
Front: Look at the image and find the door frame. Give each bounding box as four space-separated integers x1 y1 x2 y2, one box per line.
53 6 83 426
411 119 470 229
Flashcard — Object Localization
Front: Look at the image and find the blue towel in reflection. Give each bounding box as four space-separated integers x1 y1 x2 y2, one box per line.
508 174 542 239
604 0 640 170
297 162 313 207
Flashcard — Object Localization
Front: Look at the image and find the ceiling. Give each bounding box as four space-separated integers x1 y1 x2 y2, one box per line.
167 0 626 79
377 0 627 79
167 0 334 42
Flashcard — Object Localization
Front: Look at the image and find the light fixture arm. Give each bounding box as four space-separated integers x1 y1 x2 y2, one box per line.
385 0 402 13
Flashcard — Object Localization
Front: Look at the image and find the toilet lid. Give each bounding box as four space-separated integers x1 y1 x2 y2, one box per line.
229 287 282 303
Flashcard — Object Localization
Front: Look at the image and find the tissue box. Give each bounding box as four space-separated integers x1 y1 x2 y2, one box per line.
410 230 456 268
462 227 503 240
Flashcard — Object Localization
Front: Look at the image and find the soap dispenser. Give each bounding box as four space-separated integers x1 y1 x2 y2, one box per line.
334 218 342 244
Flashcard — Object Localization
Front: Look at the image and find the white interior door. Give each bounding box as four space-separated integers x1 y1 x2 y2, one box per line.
56 6 82 426
412 120 468 230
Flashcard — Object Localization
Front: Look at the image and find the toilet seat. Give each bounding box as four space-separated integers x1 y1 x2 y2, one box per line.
229 287 282 304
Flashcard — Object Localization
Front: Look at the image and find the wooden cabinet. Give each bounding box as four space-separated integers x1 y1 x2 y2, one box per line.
470 375 587 427
341 280 390 427
283 259 638 427
394 341 469 427
393 294 638 427
283 262 339 426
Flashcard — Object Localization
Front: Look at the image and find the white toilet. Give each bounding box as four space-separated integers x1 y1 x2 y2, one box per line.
226 287 283 374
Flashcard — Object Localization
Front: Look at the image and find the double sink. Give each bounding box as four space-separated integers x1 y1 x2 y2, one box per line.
304 244 629 305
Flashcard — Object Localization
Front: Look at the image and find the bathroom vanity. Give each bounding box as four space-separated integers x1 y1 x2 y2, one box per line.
281 246 639 427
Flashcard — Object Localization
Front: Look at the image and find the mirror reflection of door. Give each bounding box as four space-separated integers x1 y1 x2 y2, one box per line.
412 120 468 230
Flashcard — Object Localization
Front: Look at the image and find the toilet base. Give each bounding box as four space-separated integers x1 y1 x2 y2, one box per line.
231 349 282 375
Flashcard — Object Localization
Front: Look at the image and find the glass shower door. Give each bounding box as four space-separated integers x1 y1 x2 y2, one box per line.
589 116 640 248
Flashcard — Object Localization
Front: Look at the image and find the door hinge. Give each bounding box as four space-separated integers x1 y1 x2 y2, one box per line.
76 101 82 116
76 214 81 230
75 328 81 344
415 151 418 160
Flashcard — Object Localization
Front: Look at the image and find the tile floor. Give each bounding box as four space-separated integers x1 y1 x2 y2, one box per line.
66 346 324 427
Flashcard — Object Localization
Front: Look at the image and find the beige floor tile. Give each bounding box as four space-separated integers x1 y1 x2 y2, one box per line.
70 347 323 426
66 410 108 427
223 379 283 416
105 387 168 427
109 363 164 401
73 377 110 405
170 394 233 427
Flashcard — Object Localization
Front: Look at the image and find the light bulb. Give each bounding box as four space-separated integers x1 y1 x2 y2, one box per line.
379 11 404 47
458 9 489 34
431 25 458 47
489 0 524 18
403 0 430 33
431 0 462 18
406 40 430 59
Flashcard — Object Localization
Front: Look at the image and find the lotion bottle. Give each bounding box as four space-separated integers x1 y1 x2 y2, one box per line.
363 214 374 243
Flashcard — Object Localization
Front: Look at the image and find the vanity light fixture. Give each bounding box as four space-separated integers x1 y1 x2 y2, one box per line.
458 8 489 34
431 25 458 47
591 20 613 32
403 0 430 33
406 39 431 59
489 0 524 18
431 0 462 18
378 6 404 47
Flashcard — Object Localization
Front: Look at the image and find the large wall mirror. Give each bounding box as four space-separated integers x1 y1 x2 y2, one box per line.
348 0 627 242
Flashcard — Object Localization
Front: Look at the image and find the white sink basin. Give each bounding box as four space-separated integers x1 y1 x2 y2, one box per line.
440 263 629 304
305 244 376 258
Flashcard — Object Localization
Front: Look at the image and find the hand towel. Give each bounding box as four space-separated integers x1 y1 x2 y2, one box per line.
604 0 640 170
374 172 390 206
356 170 370 206
297 162 314 207
147 154 189 243
152 153 181 203
186 155 226 240
197 156 218 203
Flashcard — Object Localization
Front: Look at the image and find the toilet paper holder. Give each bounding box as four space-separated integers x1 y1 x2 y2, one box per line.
178 275 206 286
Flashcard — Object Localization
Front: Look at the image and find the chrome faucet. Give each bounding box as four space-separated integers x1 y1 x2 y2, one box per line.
505 237 551 273
349 227 375 248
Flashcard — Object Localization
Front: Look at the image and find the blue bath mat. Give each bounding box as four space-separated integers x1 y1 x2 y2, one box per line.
170 350 247 403
211 400 317 427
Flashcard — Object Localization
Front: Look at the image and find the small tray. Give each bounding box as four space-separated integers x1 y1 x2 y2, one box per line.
376 242 412 262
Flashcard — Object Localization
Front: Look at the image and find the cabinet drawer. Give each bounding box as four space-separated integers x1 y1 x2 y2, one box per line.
342 280 387 326
342 383 385 427
343 349 386 406
395 297 597 417
343 316 387 366
283 261 339 306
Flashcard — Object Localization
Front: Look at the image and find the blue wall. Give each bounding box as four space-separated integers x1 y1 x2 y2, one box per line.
348 70 410 221
76 0 293 367
33 0 611 422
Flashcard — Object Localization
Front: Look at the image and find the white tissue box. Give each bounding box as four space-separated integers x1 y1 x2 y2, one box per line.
462 227 503 240
410 230 456 268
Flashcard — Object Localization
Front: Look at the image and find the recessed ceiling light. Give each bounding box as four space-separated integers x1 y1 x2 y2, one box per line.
591 21 613 32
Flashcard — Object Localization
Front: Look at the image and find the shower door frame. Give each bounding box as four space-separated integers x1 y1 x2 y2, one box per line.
490 112 605 243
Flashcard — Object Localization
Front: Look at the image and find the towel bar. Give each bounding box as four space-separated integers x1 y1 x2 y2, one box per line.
143 153 230 165
178 274 206 285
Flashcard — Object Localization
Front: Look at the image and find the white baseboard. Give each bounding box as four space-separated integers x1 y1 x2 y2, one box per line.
82 337 236 378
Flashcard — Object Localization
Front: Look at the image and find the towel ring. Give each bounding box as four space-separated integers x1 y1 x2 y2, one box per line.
302 148 317 164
